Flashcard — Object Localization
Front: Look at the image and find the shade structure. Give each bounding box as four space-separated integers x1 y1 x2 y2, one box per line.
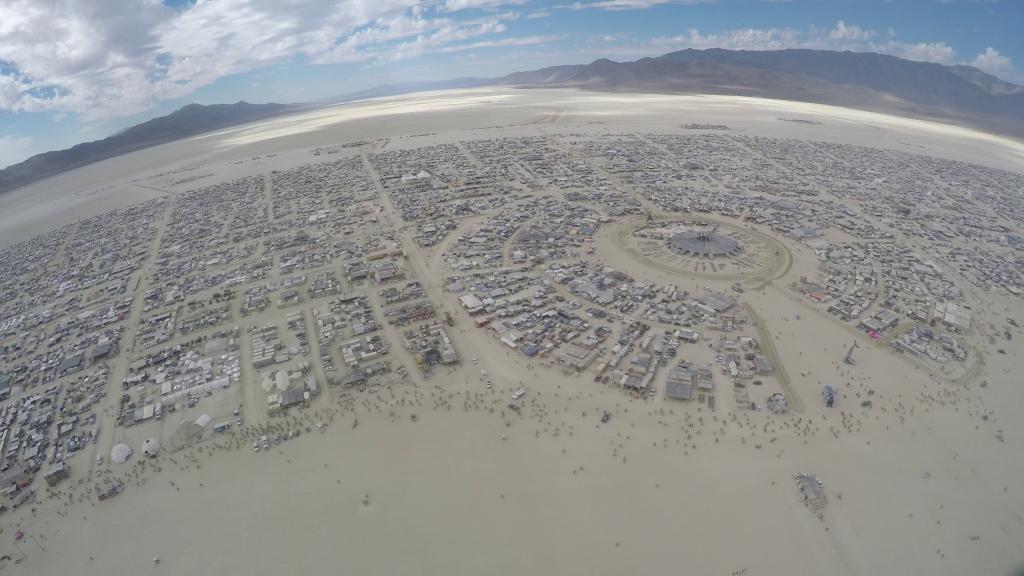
111 443 133 464
669 230 739 257
142 438 161 457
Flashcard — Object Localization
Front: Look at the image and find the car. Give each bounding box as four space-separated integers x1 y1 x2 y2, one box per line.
472 357 478 364
95 456 103 466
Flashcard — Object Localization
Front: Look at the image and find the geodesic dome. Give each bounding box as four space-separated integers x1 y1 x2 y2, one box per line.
142 438 161 457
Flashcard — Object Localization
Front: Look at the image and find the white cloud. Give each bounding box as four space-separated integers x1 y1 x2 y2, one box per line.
881 41 957 65
559 0 676 10
829 20 875 42
0 75 28 111
0 0 535 119
526 10 551 19
650 27 799 51
441 0 528 12
378 20 510 60
593 33 631 43
971 47 1013 75
558 0 713 9
0 135 34 169
434 34 562 53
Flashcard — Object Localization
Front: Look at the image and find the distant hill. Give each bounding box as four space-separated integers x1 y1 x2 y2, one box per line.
0 101 294 194
323 69 585 103
497 65 587 86
327 78 490 103
491 49 1024 137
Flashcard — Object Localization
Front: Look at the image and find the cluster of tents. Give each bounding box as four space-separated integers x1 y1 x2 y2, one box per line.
110 438 161 464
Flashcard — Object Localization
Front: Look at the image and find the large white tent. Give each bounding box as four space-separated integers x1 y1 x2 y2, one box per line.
111 443 133 464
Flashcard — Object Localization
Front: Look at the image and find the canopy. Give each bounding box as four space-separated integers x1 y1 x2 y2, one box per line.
111 443 133 464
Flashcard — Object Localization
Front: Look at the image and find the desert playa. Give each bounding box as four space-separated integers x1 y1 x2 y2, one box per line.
3 88 1023 250
0 88 1021 576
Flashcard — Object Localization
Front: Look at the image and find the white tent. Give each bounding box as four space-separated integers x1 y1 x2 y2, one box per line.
111 443 133 464
142 438 161 457
195 414 212 428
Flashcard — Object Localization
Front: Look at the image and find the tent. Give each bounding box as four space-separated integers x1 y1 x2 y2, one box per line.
111 443 133 464
142 438 161 457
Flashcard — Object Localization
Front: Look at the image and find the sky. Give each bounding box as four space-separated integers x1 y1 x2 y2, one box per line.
0 0 1022 168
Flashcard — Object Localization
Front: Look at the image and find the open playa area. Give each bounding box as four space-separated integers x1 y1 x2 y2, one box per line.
0 88 1022 576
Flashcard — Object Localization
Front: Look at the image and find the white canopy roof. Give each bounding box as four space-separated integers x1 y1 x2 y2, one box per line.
111 443 133 464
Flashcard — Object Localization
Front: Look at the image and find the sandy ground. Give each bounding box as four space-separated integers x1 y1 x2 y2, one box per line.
11 341 1022 576
0 88 1022 576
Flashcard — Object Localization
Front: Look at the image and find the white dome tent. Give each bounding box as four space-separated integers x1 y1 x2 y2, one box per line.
110 443 133 464
142 438 161 457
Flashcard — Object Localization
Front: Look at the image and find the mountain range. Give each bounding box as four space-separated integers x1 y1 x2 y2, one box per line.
502 49 1024 134
2 48 1021 195
0 101 295 195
